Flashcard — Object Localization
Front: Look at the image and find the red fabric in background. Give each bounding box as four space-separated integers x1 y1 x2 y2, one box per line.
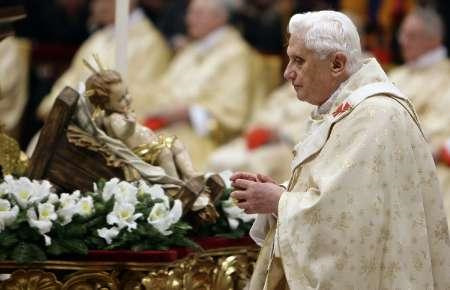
194 236 255 250
82 237 255 262
440 146 450 167
245 127 274 150
144 116 168 131
85 249 178 262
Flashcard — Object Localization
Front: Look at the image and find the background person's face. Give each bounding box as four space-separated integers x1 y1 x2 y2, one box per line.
186 0 226 39
284 36 334 106
89 0 115 27
398 15 439 63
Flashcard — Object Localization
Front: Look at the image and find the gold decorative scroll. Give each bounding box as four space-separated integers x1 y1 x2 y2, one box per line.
0 246 258 290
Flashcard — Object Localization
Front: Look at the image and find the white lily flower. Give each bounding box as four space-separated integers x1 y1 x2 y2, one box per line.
106 202 142 231
30 179 53 204
47 193 59 204
57 192 80 225
37 203 57 221
77 196 94 217
0 180 10 198
0 175 15 197
27 203 57 244
9 177 35 209
148 200 182 236
114 181 138 204
138 181 169 207
222 199 256 230
102 178 138 204
7 177 53 209
101 178 120 201
0 199 19 232
98 226 120 244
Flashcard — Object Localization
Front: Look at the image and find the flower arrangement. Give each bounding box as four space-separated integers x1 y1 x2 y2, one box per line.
0 176 194 263
197 171 256 238
0 170 256 263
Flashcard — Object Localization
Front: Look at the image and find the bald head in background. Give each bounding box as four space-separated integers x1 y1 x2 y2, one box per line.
398 7 445 63
186 0 233 39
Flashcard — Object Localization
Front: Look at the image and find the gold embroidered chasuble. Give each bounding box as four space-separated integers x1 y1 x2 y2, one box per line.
389 59 450 227
147 26 254 169
38 9 171 120
207 83 314 181
249 59 450 290
0 37 30 135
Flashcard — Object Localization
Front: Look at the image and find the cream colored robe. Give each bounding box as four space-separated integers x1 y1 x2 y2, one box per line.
250 59 450 290
147 26 254 170
38 9 171 120
389 59 450 228
207 83 314 182
0 37 30 137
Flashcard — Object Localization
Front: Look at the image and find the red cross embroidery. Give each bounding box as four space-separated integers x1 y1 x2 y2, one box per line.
332 102 352 117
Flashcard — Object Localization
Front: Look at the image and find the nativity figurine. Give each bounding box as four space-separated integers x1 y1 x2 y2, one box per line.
67 56 223 223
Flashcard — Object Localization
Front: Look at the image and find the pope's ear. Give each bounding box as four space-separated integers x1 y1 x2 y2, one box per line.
330 52 347 75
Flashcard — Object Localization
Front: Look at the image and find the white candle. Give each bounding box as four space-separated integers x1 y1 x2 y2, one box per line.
115 0 129 80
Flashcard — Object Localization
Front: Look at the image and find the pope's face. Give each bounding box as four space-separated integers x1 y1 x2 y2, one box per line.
107 82 131 114
284 36 334 106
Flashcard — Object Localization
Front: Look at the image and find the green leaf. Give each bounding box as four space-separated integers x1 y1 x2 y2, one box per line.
65 223 87 237
96 179 106 191
61 239 88 255
0 251 8 260
85 215 106 229
0 232 18 247
46 240 64 256
17 226 43 243
12 210 28 225
173 222 192 231
12 242 46 264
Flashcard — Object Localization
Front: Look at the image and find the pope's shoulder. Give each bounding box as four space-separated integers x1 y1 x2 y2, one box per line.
346 94 416 127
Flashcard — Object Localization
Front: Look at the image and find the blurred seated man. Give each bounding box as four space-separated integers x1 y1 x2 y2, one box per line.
0 37 30 139
37 0 171 121
143 0 255 170
388 7 450 224
207 83 313 182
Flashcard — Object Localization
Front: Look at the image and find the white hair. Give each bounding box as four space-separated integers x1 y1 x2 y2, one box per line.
410 7 445 41
288 10 363 74
208 0 239 17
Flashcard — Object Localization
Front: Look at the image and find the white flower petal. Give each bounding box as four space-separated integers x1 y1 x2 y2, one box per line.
97 227 120 244
77 196 94 217
44 234 52 246
148 200 182 236
228 217 239 230
0 200 18 232
107 202 141 231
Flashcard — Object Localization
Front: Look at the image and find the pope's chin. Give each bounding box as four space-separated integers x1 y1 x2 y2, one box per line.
294 90 306 102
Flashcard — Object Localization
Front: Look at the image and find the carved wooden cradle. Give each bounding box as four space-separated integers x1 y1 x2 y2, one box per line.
0 237 258 290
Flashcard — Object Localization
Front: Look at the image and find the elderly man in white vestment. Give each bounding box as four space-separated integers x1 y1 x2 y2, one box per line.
142 0 254 170
0 37 30 138
207 83 313 182
230 11 450 290
37 0 171 121
388 7 450 228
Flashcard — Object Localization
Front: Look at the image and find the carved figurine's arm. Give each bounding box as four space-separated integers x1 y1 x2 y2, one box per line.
105 113 136 141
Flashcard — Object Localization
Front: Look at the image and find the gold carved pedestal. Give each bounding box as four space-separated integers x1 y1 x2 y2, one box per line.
0 246 258 290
